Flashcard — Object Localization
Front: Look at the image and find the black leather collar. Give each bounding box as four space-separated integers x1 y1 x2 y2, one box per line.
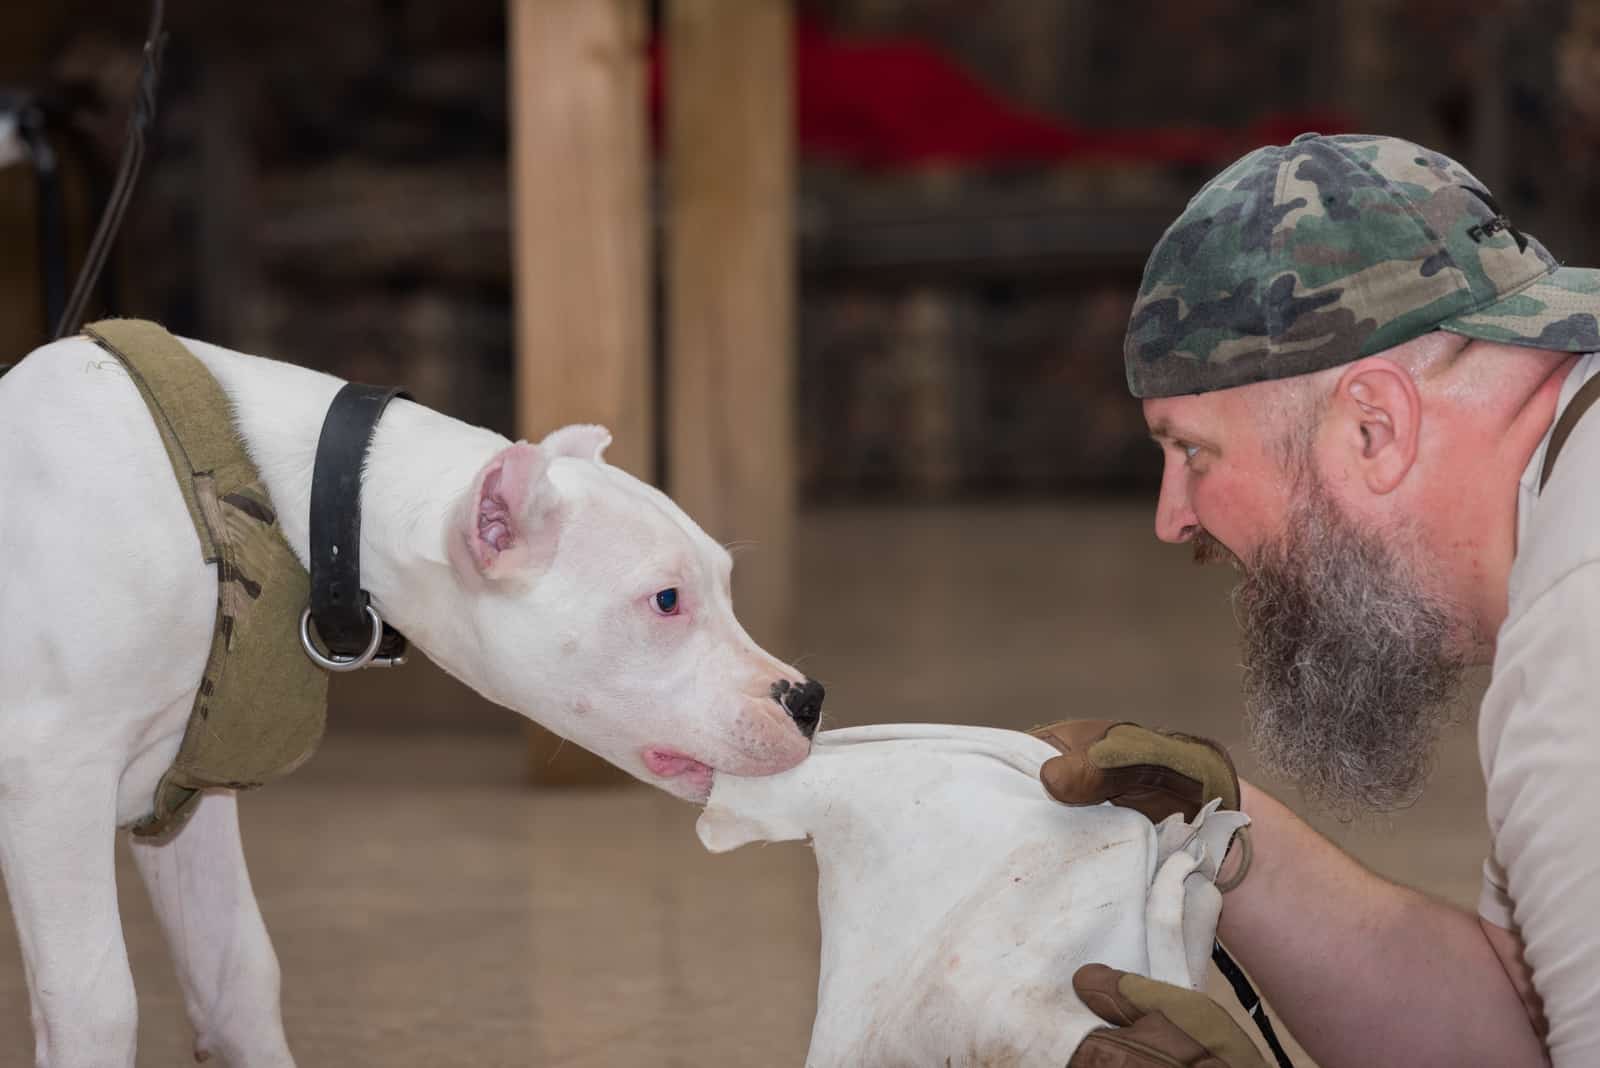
302 382 412 669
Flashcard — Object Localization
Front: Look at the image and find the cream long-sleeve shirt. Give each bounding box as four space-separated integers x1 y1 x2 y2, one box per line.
1480 353 1600 1063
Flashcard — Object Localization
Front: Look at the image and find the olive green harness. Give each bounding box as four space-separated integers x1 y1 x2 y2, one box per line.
83 319 328 838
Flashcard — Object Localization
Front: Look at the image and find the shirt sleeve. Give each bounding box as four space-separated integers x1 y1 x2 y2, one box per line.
1479 561 1600 1064
1478 855 1515 932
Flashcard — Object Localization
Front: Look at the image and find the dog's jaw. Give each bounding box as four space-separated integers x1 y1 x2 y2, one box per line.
642 746 717 801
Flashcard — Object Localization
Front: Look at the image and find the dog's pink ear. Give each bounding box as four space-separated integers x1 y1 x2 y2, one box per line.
457 442 562 580
539 424 612 463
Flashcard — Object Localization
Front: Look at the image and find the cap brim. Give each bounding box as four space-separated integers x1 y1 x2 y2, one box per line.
1440 266 1600 352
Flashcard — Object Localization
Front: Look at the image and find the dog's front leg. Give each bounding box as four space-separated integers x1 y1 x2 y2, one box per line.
0 769 136 1067
129 790 293 1067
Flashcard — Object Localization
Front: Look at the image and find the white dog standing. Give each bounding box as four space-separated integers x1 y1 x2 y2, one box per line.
0 333 822 1067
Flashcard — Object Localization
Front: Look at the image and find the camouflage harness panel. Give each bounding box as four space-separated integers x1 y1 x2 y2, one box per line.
85 319 328 838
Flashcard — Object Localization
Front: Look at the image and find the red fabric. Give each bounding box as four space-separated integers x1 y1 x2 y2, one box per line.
649 18 1352 170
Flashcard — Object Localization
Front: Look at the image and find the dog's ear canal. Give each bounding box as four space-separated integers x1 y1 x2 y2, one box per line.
459 442 563 580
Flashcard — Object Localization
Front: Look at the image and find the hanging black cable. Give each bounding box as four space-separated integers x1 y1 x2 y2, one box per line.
53 0 167 339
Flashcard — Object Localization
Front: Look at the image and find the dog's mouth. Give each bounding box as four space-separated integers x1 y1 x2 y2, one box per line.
643 746 716 801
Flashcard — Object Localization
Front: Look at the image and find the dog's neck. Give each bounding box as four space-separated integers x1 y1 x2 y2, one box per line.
343 399 502 648
192 342 507 680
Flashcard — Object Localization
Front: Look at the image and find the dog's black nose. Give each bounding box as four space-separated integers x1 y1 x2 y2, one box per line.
772 678 824 738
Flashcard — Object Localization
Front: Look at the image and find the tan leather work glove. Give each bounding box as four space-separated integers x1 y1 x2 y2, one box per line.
1068 964 1267 1068
1030 720 1240 824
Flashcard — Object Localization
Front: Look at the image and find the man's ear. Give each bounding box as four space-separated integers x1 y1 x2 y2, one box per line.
455 442 563 581
1332 357 1421 494
540 424 613 463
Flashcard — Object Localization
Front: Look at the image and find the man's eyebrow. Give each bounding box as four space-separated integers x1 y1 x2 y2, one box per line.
1147 420 1214 448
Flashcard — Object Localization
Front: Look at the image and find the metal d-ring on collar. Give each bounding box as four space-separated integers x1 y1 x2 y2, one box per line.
299 604 386 672
299 382 413 672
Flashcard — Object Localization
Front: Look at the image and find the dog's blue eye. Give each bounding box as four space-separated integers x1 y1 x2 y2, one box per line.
653 588 680 615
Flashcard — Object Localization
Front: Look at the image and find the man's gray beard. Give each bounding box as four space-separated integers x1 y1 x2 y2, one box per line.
1228 479 1467 815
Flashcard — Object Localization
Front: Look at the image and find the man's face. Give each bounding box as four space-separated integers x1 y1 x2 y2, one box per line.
1144 388 1466 813
1143 389 1299 564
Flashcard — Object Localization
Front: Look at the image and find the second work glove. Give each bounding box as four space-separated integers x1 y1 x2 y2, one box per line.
1067 964 1268 1068
1029 720 1240 824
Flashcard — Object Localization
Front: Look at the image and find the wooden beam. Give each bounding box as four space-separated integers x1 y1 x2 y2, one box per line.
666 0 796 649
508 0 650 785
509 0 652 479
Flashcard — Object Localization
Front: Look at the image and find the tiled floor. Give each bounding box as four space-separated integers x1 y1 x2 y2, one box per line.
0 505 1491 1066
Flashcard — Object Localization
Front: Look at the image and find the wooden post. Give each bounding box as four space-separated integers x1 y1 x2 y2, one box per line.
508 0 650 784
666 0 796 650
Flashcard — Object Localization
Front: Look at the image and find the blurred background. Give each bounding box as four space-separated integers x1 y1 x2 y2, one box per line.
0 1 1590 1064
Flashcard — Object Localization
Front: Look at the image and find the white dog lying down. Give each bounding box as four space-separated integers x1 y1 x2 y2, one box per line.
697 724 1248 1067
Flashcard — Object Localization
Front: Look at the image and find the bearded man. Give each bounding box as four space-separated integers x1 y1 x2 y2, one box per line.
1038 133 1600 1067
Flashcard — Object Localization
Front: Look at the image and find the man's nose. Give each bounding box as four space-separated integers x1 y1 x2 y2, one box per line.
1154 462 1198 544
772 679 824 738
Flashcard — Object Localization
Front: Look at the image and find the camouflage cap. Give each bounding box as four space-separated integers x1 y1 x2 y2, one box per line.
1126 132 1600 398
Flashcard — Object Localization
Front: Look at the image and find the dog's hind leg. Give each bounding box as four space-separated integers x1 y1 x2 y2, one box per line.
129 790 293 1067
0 764 137 1068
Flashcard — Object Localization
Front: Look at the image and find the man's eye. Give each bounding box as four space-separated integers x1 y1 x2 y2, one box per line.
1184 444 1201 461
